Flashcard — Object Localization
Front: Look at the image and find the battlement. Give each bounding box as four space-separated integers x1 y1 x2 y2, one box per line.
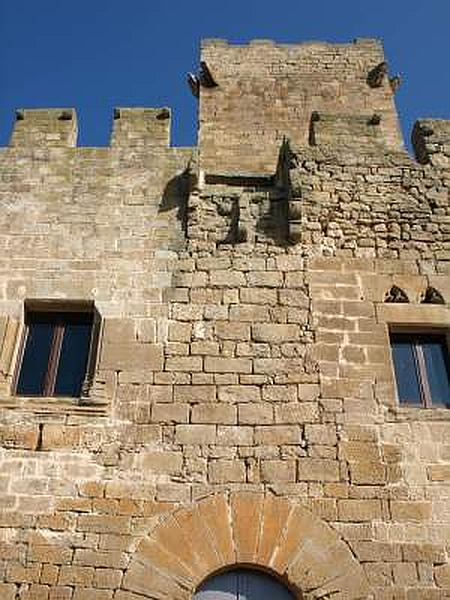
111 107 172 147
3 38 450 174
7 106 174 149
200 36 383 50
0 38 450 600
10 108 78 147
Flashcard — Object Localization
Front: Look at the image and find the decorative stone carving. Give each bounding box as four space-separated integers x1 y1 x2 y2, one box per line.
385 285 409 303
199 61 218 88
421 286 445 305
389 75 402 93
187 73 200 97
367 61 388 88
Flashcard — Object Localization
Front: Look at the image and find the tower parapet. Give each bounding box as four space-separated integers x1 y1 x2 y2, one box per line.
198 38 404 175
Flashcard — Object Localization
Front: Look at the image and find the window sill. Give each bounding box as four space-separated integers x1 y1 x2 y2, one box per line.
0 394 107 417
386 405 450 422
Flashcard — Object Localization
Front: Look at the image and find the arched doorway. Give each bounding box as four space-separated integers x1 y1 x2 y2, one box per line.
194 568 295 600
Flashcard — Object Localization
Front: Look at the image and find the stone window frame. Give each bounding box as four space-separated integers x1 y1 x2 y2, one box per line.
376 304 450 417
7 299 103 412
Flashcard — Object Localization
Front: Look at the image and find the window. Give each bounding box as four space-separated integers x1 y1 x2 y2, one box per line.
390 332 450 407
194 568 295 600
15 302 99 398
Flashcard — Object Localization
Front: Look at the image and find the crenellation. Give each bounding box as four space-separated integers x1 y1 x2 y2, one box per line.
0 37 450 599
111 107 172 148
9 108 78 148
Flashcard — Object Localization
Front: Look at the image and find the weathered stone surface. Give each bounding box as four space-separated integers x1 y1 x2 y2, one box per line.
0 35 449 600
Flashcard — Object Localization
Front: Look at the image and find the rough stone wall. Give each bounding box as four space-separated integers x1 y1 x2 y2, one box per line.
198 39 403 175
0 38 449 600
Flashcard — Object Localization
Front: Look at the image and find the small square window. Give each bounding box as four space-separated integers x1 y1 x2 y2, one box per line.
15 302 99 398
390 332 450 408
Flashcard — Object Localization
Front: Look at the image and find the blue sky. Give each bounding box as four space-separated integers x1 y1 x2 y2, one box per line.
0 1 449 150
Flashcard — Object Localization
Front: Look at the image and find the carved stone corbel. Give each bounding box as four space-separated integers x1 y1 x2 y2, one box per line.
367 62 388 88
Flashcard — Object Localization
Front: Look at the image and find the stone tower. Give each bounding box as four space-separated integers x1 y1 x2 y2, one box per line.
0 38 449 599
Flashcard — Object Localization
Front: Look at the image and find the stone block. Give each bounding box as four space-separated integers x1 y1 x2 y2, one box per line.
100 342 163 371
305 424 337 445
262 385 297 402
204 357 252 373
208 460 246 483
338 499 382 521
240 287 278 305
210 270 246 287
165 355 203 372
216 425 253 446
246 271 282 287
102 318 135 343
175 424 216 445
72 589 113 600
428 464 450 482
238 403 273 424
151 403 189 423
218 385 261 403
402 543 447 563
255 425 302 445
58 566 95 586
93 568 123 590
174 385 216 403
6 563 41 583
390 501 432 522
77 515 131 535
275 402 319 423
215 322 250 340
0 584 16 600
252 323 299 342
376 304 450 326
352 541 402 562
229 304 270 321
137 451 183 475
261 460 296 482
191 404 237 424
168 321 192 342
434 564 450 588
297 459 339 482
28 543 72 564
49 587 73 600
349 461 387 485
231 492 263 563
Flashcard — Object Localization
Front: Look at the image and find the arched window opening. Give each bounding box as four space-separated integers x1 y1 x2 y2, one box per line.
194 568 296 600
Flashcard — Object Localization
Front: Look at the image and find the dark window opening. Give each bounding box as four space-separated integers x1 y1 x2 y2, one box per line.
15 304 99 398
194 568 296 600
390 332 450 408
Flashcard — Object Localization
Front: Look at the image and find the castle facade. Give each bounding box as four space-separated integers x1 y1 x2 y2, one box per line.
0 38 449 599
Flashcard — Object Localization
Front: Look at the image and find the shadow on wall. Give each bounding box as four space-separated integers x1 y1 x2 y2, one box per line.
159 167 193 235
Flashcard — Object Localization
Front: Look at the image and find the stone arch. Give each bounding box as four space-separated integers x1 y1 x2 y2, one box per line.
119 491 370 599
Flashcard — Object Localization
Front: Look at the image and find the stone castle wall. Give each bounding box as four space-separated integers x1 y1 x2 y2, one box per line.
0 39 449 599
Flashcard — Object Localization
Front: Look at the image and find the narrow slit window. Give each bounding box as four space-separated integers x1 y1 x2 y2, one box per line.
390 332 450 408
15 307 97 398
